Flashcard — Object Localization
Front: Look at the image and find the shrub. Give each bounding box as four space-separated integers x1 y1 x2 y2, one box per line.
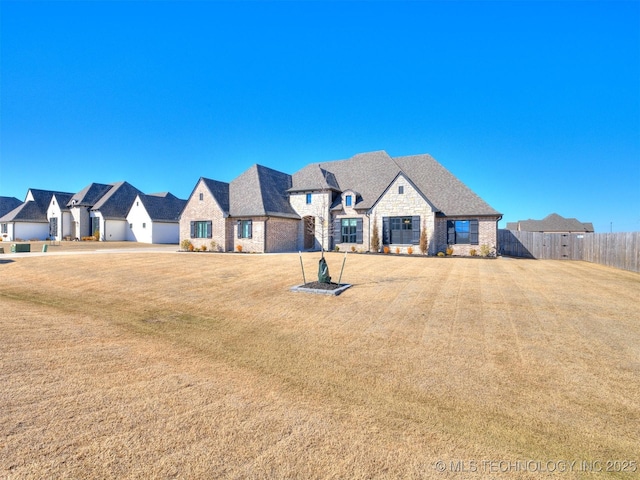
469 248 478 256
351 245 356 252
395 247 400 254
407 246 413 255
210 240 218 252
188 243 195 252
480 244 493 257
371 217 380 252
200 245 207 252
335 246 340 252
437 251 445 257
446 247 454 256
93 229 100 241
236 245 243 252
419 220 428 255
383 246 390 254
180 239 193 251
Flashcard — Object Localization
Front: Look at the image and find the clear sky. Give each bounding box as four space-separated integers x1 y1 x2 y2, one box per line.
1 0 638 232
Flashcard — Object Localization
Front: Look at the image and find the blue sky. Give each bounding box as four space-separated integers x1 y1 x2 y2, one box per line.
1 0 638 232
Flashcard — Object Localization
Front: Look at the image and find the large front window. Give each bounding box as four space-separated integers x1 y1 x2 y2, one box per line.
391 216 414 244
341 218 357 243
49 217 58 237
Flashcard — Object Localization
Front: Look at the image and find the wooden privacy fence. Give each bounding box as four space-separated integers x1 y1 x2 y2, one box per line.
498 230 640 273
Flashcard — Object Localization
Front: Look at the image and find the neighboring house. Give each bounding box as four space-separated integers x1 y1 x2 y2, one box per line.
0 189 74 241
126 193 187 244
0 197 22 240
67 182 114 239
88 181 143 241
180 150 502 255
506 213 594 233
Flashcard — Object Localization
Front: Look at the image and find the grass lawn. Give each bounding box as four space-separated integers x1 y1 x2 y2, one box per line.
1 251 638 478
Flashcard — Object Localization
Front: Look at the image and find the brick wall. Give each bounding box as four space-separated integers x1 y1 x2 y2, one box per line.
179 180 228 251
434 216 499 255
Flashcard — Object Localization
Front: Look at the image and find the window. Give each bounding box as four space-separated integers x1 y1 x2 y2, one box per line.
382 216 420 244
1 224 7 234
142 223 146 229
398 186 404 194
49 218 58 237
129 223 133 229
341 218 357 243
306 193 312 204
199 193 204 201
190 221 212 238
238 220 252 239
447 219 479 245
345 195 352 207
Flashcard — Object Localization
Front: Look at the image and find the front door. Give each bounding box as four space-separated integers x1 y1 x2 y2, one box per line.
304 216 315 250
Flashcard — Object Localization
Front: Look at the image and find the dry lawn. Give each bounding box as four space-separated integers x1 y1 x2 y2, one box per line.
1 250 638 479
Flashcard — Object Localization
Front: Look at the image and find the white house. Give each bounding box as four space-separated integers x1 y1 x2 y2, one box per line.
126 193 186 244
46 193 74 241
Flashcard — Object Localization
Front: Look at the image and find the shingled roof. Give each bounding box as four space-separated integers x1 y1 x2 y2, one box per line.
135 193 187 222
509 213 594 233
67 183 113 207
91 181 143 220
230 165 298 219
201 177 230 214
290 150 500 216
0 189 74 223
0 196 22 218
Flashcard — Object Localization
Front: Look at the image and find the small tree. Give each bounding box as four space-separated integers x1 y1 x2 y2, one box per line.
419 220 428 255
371 216 380 253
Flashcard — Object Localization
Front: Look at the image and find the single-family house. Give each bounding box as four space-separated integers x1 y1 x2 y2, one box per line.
126 193 187 244
0 189 74 241
506 213 594 233
180 151 502 255
67 182 114 239
89 181 143 241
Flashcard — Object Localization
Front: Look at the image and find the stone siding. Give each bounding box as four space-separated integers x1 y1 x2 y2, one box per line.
370 175 436 254
290 191 333 251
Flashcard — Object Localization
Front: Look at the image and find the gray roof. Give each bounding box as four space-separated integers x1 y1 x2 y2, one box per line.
0 189 74 223
135 193 187 222
91 181 143 220
0 197 22 217
52 192 74 211
291 150 500 216
200 177 230 214
230 164 298 219
68 183 113 207
510 213 594 233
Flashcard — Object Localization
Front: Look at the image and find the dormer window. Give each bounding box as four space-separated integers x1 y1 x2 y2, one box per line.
398 186 404 194
345 195 352 207
199 193 204 201
306 193 312 204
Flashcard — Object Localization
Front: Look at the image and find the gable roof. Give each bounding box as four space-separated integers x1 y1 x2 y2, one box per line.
134 193 187 222
0 197 22 218
51 192 74 211
0 189 74 223
511 213 594 233
68 183 113 207
290 150 500 216
230 164 298 219
393 154 500 216
200 177 230 214
91 181 143 219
